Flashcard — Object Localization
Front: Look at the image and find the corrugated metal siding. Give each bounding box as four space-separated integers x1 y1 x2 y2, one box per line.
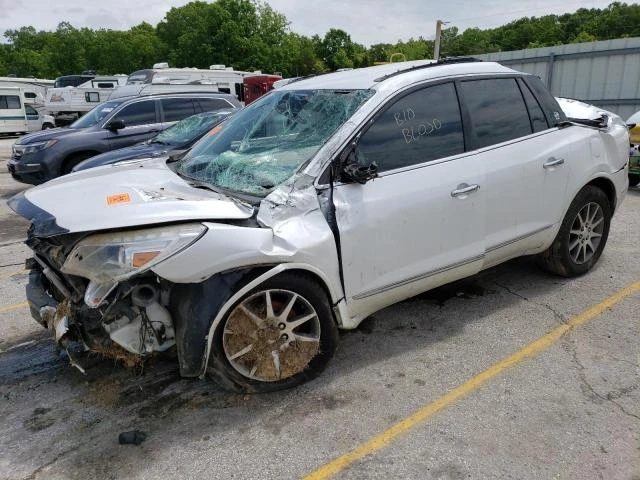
476 37 640 120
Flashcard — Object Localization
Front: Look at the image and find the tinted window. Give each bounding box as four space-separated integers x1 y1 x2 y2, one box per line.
0 95 21 109
524 76 566 126
460 78 531 149
24 92 37 99
199 98 232 112
112 101 157 126
25 105 38 116
518 79 548 132
357 82 464 172
161 98 196 122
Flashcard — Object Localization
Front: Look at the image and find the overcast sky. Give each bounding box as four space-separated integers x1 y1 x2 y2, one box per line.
1 0 617 46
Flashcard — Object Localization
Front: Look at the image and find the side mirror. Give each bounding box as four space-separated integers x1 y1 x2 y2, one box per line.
337 142 378 184
106 119 126 131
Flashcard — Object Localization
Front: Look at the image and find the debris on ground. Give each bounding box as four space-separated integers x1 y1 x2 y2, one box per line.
118 430 147 445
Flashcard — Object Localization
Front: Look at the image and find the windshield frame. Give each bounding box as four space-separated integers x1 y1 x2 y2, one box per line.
177 88 374 198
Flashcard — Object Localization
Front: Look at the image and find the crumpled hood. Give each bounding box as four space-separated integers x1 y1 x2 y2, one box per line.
8 158 254 237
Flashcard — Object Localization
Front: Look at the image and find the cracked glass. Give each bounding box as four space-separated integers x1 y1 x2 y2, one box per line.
178 89 373 197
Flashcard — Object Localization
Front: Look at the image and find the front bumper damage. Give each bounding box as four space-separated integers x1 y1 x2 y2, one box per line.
24 246 180 373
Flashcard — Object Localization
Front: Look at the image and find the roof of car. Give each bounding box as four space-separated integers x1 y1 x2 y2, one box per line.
280 59 521 91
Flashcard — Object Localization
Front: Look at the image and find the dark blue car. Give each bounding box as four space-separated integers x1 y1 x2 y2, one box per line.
73 109 237 172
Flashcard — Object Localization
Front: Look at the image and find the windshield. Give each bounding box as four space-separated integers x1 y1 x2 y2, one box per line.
178 89 373 197
153 111 234 147
70 100 124 128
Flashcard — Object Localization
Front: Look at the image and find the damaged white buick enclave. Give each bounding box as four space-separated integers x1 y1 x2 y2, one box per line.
9 59 629 392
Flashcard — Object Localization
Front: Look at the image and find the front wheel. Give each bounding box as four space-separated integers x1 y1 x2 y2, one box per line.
537 185 611 277
207 272 339 393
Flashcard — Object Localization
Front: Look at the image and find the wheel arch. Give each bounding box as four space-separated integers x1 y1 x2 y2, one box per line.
61 150 101 174
585 176 617 211
168 263 343 379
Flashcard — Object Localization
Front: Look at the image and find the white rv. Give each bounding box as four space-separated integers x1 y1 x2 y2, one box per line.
45 75 128 124
110 63 262 102
0 76 54 111
0 87 27 134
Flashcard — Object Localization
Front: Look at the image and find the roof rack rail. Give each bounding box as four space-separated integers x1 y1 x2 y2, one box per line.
373 56 483 82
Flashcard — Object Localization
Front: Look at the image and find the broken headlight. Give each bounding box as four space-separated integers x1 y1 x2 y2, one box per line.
61 224 206 307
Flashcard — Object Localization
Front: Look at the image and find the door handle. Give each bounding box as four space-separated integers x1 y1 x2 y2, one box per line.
451 183 480 197
543 157 565 168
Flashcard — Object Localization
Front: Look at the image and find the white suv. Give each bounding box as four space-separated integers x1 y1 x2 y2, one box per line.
10 59 629 392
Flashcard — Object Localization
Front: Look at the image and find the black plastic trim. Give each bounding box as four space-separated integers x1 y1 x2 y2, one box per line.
7 192 69 238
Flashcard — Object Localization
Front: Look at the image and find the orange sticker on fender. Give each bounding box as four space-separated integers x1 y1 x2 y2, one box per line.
106 193 131 205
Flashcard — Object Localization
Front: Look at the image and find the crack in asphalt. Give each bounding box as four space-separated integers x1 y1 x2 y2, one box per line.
568 340 640 422
492 281 529 301
492 281 568 326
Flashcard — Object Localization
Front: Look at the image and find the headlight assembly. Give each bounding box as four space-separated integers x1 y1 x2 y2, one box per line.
61 224 206 307
21 139 58 154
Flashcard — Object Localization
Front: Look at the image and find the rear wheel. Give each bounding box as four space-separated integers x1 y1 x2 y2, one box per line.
629 173 640 187
537 185 611 277
207 272 339 393
42 123 54 130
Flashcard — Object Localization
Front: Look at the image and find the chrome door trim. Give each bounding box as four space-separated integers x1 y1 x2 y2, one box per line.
485 225 553 253
352 254 485 300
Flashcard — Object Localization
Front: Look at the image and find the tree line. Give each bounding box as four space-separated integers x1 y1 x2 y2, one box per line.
1 1 640 79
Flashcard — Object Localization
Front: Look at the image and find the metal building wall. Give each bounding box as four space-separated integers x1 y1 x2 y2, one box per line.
476 37 640 120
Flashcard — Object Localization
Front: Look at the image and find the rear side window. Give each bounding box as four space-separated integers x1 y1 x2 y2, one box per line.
0 95 21 109
518 79 549 132
161 98 196 122
356 82 465 172
460 78 531 149
112 100 157 126
199 98 233 112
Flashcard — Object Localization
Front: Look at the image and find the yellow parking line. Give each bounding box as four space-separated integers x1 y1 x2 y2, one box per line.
0 301 29 314
304 280 640 480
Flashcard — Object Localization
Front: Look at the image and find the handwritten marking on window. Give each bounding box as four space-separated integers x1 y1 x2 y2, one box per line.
402 118 442 144
394 108 416 126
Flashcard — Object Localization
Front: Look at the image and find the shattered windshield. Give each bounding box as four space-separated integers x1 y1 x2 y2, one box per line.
152 110 234 147
70 100 124 129
178 89 373 197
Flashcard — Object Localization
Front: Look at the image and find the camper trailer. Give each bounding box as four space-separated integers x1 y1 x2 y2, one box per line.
0 87 27 135
45 75 128 125
111 64 266 102
0 77 54 111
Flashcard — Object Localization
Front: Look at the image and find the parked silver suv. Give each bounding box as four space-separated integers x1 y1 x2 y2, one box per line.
8 92 241 184
9 59 628 392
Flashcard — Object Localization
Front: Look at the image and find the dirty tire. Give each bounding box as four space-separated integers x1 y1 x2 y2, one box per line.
629 174 640 187
42 123 54 130
536 185 611 277
207 272 339 393
62 152 94 175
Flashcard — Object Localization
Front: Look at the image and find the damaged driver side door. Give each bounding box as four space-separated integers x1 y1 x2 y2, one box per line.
330 82 486 322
